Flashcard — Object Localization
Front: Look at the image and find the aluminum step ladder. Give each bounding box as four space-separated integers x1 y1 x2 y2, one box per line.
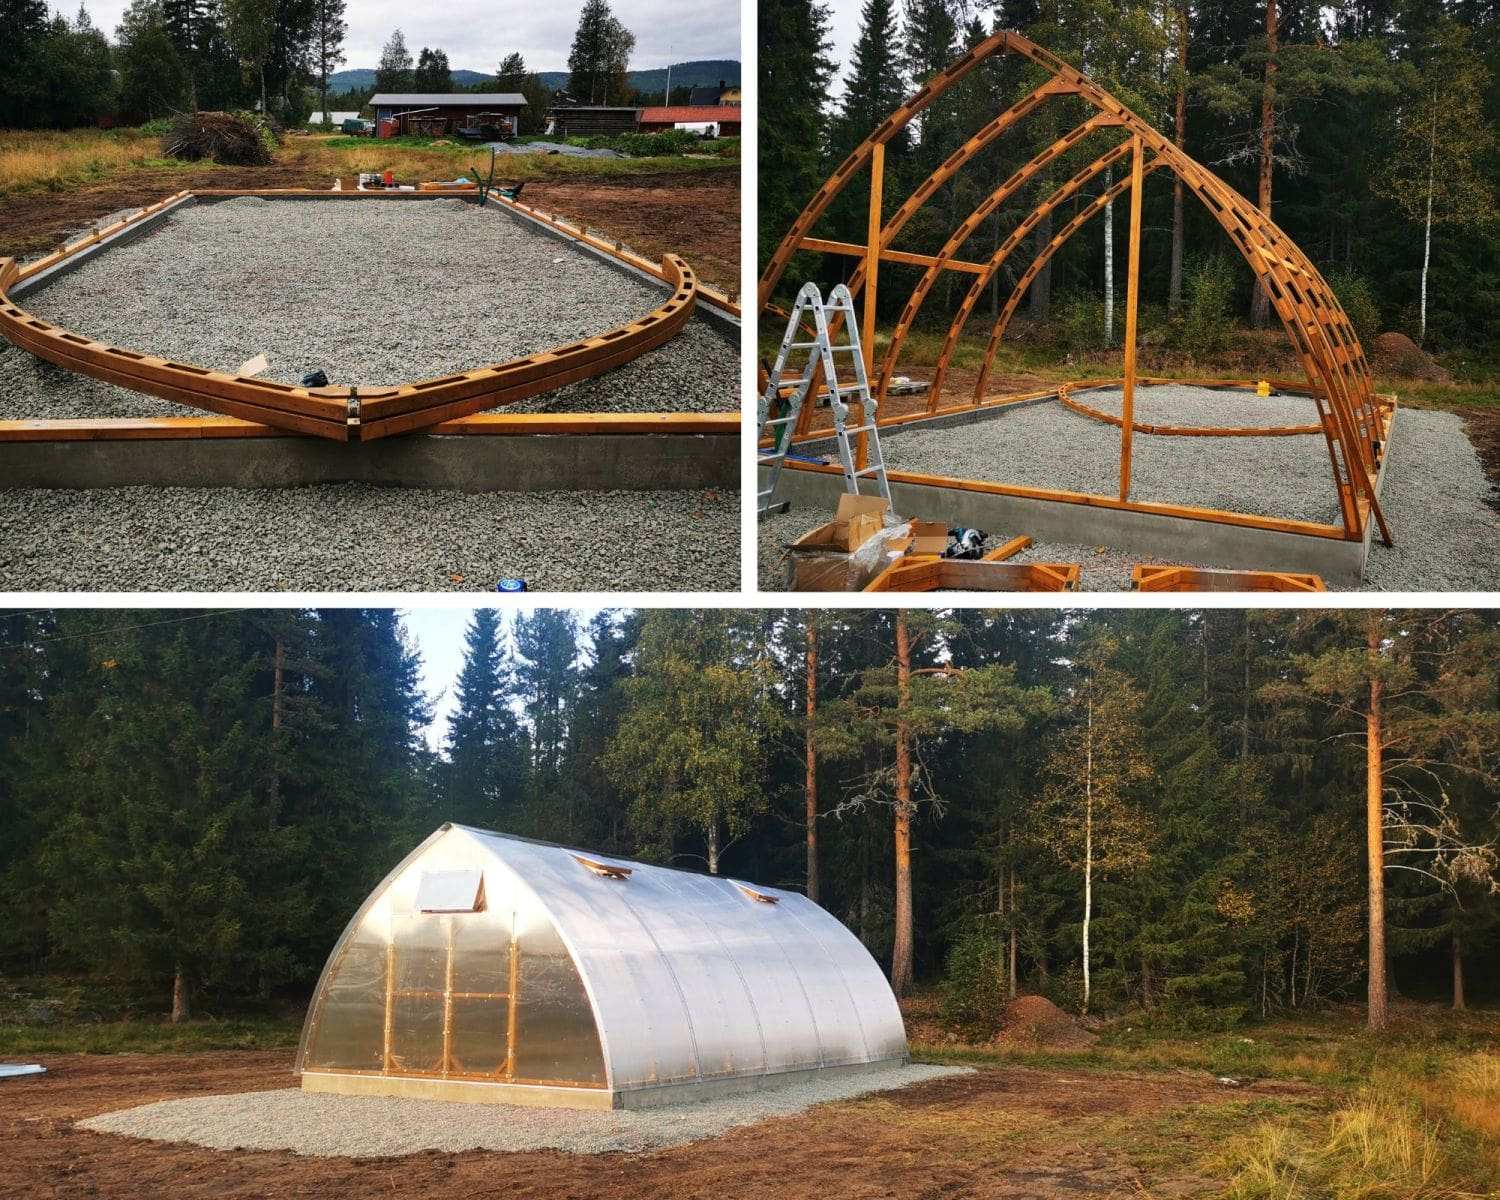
757 282 892 516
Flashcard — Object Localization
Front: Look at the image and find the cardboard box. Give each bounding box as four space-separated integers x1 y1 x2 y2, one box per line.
784 496 896 591
907 520 948 557
787 494 890 555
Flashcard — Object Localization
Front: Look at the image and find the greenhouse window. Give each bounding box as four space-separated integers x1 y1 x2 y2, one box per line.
416 869 485 913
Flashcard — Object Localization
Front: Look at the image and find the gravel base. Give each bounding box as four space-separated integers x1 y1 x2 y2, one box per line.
888 385 1342 525
757 402 1500 592
0 198 734 418
0 484 738 592
78 1063 967 1157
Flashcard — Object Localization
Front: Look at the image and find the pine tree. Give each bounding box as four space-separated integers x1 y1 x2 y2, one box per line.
413 47 452 93
443 610 527 830
759 0 835 270
311 0 347 124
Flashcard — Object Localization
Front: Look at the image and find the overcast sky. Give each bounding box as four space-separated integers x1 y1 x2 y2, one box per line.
74 0 740 74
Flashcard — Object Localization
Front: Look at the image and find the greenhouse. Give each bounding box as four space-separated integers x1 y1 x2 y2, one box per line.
296 824 909 1109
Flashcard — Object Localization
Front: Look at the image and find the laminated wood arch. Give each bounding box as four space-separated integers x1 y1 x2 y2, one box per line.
0 192 699 444
758 30 1392 544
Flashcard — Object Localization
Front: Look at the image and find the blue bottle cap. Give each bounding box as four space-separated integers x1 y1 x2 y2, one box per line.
496 578 528 592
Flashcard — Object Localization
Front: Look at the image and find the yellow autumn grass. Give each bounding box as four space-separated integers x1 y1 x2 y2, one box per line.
0 129 159 192
1222 1094 1478 1200
1426 1052 1500 1143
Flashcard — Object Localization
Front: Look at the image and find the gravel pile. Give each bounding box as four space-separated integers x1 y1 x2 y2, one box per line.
0 198 733 418
757 403 1500 592
78 1064 967 1157
0 484 738 592
486 140 623 158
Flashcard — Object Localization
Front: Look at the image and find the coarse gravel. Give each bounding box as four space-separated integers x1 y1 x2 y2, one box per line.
757 396 1500 592
0 197 734 419
0 484 738 593
888 385 1343 525
78 1063 968 1157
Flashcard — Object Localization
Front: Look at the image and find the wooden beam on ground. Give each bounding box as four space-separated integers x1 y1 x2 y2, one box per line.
981 535 1033 561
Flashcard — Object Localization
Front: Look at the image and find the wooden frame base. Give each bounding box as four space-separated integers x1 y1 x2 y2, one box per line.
1 189 733 445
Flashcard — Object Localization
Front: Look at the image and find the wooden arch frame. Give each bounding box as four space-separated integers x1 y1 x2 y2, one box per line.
758 30 1392 545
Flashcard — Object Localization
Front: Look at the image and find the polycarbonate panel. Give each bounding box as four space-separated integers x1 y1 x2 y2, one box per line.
302 937 386 1071
450 997 508 1075
512 916 607 1085
459 826 909 1094
389 993 443 1072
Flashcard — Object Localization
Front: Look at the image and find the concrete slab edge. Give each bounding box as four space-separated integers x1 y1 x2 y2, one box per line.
11 195 198 299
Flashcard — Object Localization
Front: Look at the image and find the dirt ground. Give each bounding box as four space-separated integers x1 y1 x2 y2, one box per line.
0 169 739 296
2 1050 1323 1198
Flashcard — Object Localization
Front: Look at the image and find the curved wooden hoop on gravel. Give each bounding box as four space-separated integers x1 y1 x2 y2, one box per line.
757 29 1391 545
0 198 698 443
1057 384 1323 437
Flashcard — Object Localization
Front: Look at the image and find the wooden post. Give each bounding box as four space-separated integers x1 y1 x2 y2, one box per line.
1119 135 1144 501
858 143 885 471
441 920 455 1077
505 929 520 1080
382 940 396 1073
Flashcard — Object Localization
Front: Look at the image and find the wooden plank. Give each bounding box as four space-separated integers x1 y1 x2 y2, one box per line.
981 534 1032 561
432 412 739 436
799 237 989 275
1131 564 1327 592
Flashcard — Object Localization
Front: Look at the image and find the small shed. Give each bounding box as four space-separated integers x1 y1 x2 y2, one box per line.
296 824 908 1109
639 105 742 136
369 93 527 138
547 105 642 137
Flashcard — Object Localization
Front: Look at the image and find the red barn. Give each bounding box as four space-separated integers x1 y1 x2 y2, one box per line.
638 105 741 137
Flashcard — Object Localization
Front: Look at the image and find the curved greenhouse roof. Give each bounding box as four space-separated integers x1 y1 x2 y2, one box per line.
296 824 908 1109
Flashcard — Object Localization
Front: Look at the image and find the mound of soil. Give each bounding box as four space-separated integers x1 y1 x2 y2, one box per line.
993 995 1098 1049
1372 331 1450 382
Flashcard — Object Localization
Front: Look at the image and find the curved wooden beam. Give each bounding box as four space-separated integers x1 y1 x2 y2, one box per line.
1058 387 1322 437
930 144 1141 408
876 115 1127 411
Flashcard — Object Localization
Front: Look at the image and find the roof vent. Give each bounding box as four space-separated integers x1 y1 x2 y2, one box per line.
735 883 780 905
573 854 632 880
416 869 485 913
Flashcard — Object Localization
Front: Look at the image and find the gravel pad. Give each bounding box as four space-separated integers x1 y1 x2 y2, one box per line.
757 406 1500 592
486 140 624 158
78 1064 967 1157
0 198 734 417
0 484 738 592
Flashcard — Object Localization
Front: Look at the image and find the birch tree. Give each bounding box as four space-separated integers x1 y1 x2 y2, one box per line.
1042 642 1155 1014
1375 21 1495 344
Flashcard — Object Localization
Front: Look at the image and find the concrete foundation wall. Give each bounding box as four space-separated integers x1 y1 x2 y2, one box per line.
766 466 1371 583
3 431 736 492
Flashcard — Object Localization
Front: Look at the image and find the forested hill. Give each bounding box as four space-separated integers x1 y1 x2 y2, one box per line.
2 609 1496 1026
328 60 740 93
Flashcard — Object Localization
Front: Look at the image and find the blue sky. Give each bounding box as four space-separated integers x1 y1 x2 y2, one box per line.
76 0 740 75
